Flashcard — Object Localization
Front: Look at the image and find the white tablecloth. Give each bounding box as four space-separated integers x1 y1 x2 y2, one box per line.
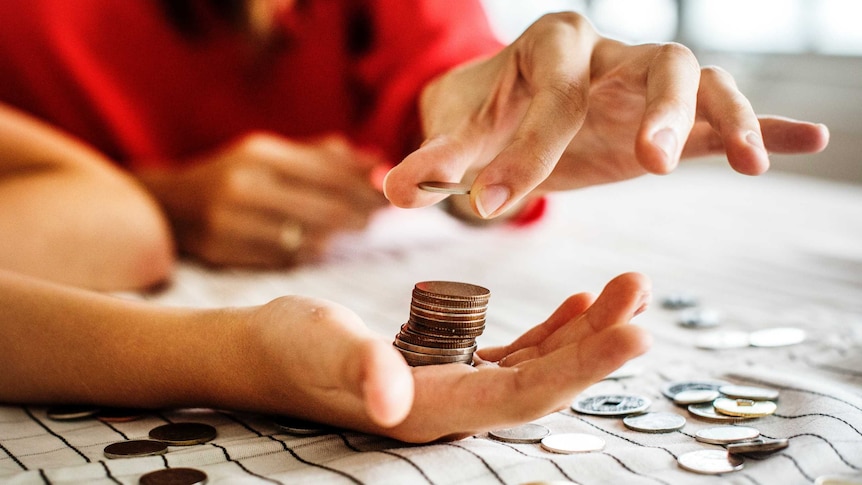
2 163 861 484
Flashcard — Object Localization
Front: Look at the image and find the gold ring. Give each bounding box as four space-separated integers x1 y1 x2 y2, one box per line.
278 222 304 252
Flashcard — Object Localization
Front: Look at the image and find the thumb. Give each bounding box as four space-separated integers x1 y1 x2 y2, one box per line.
356 339 415 427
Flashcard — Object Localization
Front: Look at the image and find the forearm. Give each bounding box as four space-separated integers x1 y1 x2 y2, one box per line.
0 103 175 290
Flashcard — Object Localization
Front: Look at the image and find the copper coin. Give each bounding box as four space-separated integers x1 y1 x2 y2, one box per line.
104 439 167 459
139 468 208 485
47 405 100 421
149 422 216 446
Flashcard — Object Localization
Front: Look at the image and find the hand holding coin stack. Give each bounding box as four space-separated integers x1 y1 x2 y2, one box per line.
393 281 490 366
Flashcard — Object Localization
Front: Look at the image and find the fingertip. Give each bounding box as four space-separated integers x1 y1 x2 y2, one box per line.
638 127 680 175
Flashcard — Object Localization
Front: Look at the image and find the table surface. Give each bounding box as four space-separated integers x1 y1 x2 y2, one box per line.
2 164 861 484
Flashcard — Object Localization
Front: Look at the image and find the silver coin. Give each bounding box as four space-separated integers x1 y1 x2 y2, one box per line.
695 425 760 444
713 397 777 418
661 293 699 310
418 181 471 195
678 308 721 329
540 433 605 454
623 412 686 433
687 402 750 422
727 437 789 455
661 380 728 400
97 407 146 423
572 395 651 416
673 389 720 405
149 422 217 446
273 416 328 436
46 405 100 421
488 423 550 443
104 439 167 459
814 474 862 485
677 449 744 475
748 327 806 347
695 331 751 350
719 384 780 401
139 467 208 485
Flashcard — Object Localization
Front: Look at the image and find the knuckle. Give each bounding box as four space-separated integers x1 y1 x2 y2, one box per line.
532 11 592 35
700 65 736 86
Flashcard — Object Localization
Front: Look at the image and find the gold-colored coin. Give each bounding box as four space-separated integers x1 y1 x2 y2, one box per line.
713 397 777 418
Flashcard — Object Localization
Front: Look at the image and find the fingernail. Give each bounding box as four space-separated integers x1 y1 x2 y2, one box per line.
652 127 678 161
476 184 510 219
745 130 766 152
381 168 393 200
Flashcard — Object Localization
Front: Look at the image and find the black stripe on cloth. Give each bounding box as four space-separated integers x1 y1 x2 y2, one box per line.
485 438 580 484
739 472 763 485
98 460 122 484
23 407 90 463
772 412 862 439
444 441 505 485
774 453 815 483
567 412 679 459
216 411 363 484
38 468 51 484
97 420 129 441
600 452 672 485
208 442 282 484
0 439 28 470
337 433 434 485
780 433 862 471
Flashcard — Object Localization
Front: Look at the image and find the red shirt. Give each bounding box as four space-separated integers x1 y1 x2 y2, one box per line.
0 0 502 169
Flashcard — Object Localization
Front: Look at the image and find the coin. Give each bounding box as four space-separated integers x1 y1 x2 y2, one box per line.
572 395 651 416
678 309 721 329
673 389 720 405
272 416 328 436
748 327 806 347
814 474 862 485
727 437 789 455
695 331 751 350
695 425 760 444
677 449 744 475
418 181 471 195
713 398 777 418
687 403 751 422
623 412 686 433
661 380 728 400
488 423 550 444
46 405 100 421
103 439 168 459
139 467 208 485
719 384 779 401
149 422 217 446
661 293 699 310
97 407 145 423
540 433 605 454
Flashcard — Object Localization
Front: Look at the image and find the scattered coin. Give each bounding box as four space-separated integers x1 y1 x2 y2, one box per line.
272 416 328 436
678 309 721 329
489 423 550 444
149 422 217 446
727 437 789 455
418 181 471 195
748 327 806 347
661 380 728 400
673 389 721 406
661 293 699 310
97 407 146 423
713 398 777 418
46 405 100 421
687 402 750 422
695 425 761 445
677 449 744 475
572 395 651 416
623 412 686 433
540 433 605 454
139 467 208 485
103 439 168 459
719 384 780 401
814 474 862 485
695 331 750 350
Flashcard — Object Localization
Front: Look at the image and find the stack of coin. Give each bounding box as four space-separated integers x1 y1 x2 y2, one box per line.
393 281 490 366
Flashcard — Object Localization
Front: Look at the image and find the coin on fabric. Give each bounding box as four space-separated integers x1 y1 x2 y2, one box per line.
97 407 146 423
540 433 605 454
719 384 780 401
727 437 789 455
139 467 208 485
46 405 100 421
748 327 806 347
103 439 167 459
694 330 751 350
418 181 471 195
148 422 217 446
673 389 721 406
677 449 744 475
623 412 686 433
713 398 777 418
695 425 761 445
814 474 862 485
687 403 751 423
272 416 328 436
661 293 699 310
678 308 721 329
572 395 651 416
489 423 550 444
661 380 728 400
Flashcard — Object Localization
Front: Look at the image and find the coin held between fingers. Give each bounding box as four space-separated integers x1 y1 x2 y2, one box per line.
279 222 304 252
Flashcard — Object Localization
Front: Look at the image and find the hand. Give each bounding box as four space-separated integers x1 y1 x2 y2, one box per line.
234 272 652 443
138 133 389 267
383 12 830 219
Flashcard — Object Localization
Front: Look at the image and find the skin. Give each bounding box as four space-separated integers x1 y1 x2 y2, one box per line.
383 12 831 218
0 269 651 443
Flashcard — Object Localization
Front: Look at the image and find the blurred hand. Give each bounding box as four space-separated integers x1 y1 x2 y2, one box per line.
237 272 652 443
139 133 389 267
384 12 830 219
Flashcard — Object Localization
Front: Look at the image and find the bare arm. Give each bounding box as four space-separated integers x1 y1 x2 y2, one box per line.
0 103 174 290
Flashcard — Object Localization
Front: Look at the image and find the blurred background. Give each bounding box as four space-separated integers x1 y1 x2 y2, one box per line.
480 0 862 184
